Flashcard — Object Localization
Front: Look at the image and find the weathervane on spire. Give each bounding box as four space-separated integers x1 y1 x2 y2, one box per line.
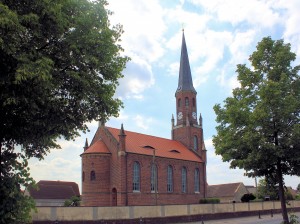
182 23 185 32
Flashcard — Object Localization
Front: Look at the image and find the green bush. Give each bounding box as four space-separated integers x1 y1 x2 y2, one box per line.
199 198 220 204
64 196 81 207
241 193 256 202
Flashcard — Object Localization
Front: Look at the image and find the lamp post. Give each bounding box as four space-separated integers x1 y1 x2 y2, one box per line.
152 148 158 206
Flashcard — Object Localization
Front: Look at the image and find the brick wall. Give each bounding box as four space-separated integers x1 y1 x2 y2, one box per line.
81 153 111 206
126 153 205 205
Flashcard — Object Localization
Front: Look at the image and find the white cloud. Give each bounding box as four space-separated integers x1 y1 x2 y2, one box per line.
167 62 179 77
229 30 256 65
190 0 280 28
133 115 154 131
108 0 166 62
274 0 300 63
116 56 155 99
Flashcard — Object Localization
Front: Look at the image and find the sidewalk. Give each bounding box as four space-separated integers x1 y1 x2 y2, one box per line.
173 212 300 224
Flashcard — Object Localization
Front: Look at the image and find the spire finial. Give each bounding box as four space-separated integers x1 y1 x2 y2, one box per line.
181 23 185 32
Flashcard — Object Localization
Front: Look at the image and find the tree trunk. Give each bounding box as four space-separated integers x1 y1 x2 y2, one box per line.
277 160 289 224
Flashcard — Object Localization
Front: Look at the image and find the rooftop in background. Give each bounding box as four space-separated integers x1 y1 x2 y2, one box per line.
207 182 244 198
28 180 80 199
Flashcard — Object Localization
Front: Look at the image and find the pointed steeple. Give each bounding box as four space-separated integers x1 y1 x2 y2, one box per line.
119 123 126 136
83 138 89 151
176 30 196 94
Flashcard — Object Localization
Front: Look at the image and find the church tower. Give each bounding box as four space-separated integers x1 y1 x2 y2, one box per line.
172 31 206 161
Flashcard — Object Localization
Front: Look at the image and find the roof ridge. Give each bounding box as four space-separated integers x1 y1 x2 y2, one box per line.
107 126 174 142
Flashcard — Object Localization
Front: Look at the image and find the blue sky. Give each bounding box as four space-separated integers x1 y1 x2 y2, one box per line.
28 0 300 191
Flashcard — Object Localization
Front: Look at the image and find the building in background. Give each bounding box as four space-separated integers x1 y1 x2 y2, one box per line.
27 180 80 206
207 182 249 203
81 31 207 206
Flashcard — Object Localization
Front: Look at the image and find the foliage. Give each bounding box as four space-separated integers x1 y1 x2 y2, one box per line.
64 196 81 207
213 36 300 223
0 0 128 223
0 145 37 223
297 184 300 191
281 213 300 224
199 198 220 204
241 193 256 202
256 178 279 201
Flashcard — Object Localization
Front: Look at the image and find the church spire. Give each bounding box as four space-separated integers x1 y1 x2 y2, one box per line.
176 30 196 94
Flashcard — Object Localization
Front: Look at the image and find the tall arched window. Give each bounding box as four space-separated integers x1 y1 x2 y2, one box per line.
182 167 187 193
178 98 181 107
194 168 200 192
133 162 140 191
167 165 173 192
193 135 198 151
90 170 96 181
151 164 157 192
82 171 85 182
192 98 195 107
185 97 189 106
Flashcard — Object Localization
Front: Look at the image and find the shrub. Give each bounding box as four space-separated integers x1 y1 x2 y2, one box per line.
64 196 81 206
241 193 256 202
199 198 220 204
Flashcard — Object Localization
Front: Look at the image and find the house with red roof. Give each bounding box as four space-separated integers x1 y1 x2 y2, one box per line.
27 180 80 206
81 31 207 206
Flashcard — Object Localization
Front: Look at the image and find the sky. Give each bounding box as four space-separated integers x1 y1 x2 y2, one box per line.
28 0 300 192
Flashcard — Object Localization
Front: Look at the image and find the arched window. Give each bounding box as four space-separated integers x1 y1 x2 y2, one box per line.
193 135 198 151
90 170 96 181
133 162 140 191
178 98 181 107
82 171 85 182
185 97 189 106
194 168 200 192
192 98 195 107
167 165 173 192
182 167 187 193
151 164 157 192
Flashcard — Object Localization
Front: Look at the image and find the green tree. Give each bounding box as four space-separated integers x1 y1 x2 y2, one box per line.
256 178 279 200
297 183 300 191
0 0 129 223
213 37 300 224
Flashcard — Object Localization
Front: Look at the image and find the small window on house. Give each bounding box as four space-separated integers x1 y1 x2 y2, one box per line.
182 167 187 193
193 98 195 107
194 168 200 192
167 165 173 192
169 149 180 153
133 161 140 191
178 98 181 107
82 171 85 182
185 97 189 106
193 135 198 151
90 170 96 181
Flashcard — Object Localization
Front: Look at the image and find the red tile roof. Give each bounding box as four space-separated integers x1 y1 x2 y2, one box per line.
84 139 110 154
106 127 202 162
29 180 80 199
207 182 244 198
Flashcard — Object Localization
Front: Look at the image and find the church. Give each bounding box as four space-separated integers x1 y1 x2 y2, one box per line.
81 32 207 206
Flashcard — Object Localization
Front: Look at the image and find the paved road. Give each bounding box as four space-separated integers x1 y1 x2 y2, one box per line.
173 212 300 224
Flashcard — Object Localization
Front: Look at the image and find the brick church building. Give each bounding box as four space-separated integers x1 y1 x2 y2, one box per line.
81 32 207 206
